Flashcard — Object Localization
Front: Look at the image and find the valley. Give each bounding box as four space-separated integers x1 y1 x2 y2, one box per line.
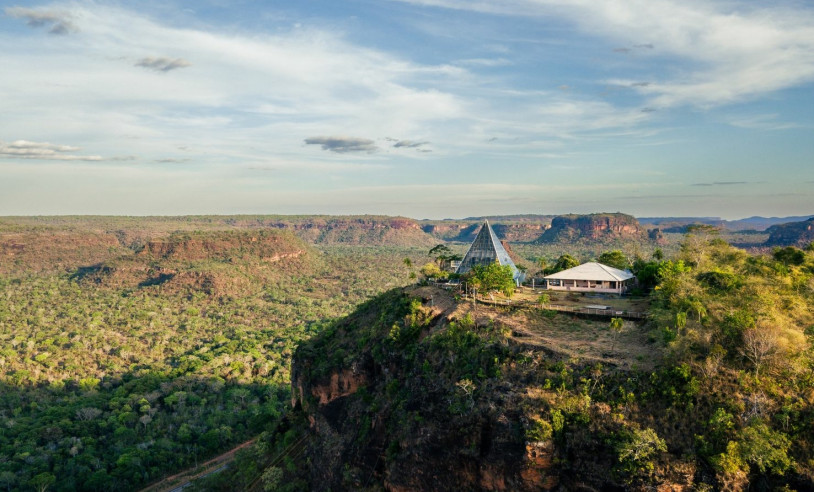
0 214 812 491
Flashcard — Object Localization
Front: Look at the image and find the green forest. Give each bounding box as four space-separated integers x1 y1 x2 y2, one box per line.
0 229 425 491
1 218 813 490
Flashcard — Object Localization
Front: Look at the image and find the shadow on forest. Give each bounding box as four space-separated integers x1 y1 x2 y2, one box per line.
0 368 288 492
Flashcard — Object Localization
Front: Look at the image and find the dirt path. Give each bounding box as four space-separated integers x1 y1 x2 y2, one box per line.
139 438 256 492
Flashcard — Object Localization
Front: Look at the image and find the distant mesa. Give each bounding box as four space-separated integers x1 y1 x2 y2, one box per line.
77 230 317 297
263 216 438 247
422 213 645 244
536 213 645 243
764 217 814 246
139 230 307 262
421 215 554 243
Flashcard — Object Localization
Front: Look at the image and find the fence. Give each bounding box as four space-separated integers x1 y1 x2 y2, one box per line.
456 294 647 320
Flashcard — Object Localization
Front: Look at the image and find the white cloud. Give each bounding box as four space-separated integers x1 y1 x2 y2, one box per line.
0 140 102 161
726 113 799 131
0 3 470 163
393 0 814 108
5 6 78 35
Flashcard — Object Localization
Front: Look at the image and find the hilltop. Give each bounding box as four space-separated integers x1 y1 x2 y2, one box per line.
283 287 674 490
213 235 814 491
765 217 814 246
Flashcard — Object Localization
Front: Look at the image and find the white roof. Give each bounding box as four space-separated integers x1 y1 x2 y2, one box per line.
544 262 635 282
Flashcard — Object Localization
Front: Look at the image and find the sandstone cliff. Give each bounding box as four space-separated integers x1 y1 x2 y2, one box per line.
537 213 646 242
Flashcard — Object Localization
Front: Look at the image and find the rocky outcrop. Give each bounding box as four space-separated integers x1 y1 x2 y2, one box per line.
649 227 666 244
537 213 646 242
764 217 814 246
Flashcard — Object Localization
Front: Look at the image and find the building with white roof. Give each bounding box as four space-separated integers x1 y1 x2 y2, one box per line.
543 262 635 294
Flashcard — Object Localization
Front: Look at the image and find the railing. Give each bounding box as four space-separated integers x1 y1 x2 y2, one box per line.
456 294 648 319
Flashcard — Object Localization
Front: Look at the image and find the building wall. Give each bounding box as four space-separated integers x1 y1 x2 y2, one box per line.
545 285 624 294
544 278 632 294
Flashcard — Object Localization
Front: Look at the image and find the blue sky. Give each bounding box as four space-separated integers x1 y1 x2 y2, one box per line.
1 0 813 219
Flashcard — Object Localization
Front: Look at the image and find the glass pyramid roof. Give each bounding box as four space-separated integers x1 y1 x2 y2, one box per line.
455 220 524 281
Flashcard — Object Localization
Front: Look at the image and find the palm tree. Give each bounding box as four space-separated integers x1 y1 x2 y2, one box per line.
609 317 624 352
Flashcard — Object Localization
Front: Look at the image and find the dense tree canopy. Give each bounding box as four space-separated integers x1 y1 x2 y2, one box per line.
468 263 516 297
597 250 630 270
549 254 579 274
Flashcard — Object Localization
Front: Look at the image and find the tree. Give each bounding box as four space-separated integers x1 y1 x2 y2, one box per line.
29 473 56 492
550 254 579 274
616 428 667 478
683 298 707 322
428 244 452 266
653 248 664 261
740 325 779 377
598 250 630 270
609 317 624 352
537 293 550 307
675 311 687 334
681 224 720 268
469 263 515 297
262 466 284 491
738 421 793 475
773 246 805 266
420 262 446 280
536 257 547 274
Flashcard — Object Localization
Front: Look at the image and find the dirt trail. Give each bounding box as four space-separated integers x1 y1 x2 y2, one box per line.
139 438 256 492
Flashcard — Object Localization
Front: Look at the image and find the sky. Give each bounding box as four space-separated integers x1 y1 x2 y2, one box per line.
1 0 813 220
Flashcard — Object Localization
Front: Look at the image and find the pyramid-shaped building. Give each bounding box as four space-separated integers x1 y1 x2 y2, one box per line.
455 220 525 283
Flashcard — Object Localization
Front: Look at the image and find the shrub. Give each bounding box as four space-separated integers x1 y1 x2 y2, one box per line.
737 421 793 475
615 427 667 479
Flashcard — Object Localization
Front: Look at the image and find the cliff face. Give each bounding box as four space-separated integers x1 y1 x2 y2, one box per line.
538 213 645 242
264 216 438 246
765 217 814 246
290 288 559 491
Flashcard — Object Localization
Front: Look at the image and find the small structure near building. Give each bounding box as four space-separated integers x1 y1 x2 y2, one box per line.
543 262 635 294
455 220 526 284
